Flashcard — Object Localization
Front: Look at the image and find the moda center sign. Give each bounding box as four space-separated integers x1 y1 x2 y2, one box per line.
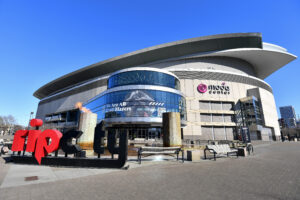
197 82 230 95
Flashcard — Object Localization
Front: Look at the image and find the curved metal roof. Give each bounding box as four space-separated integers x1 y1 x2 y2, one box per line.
34 33 296 99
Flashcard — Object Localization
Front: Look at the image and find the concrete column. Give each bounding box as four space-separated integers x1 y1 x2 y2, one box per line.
77 112 97 155
163 112 182 147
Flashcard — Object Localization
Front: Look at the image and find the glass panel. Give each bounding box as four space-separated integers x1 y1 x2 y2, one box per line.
107 70 180 89
85 89 186 121
224 114 234 123
226 127 234 140
212 114 223 122
222 102 233 111
199 101 210 110
211 102 222 110
214 127 226 140
200 114 211 122
201 126 213 140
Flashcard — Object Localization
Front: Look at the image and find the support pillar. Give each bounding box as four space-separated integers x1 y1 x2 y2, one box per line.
163 112 182 147
77 112 97 155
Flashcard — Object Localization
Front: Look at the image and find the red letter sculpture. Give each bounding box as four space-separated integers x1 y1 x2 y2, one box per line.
26 130 41 152
11 130 29 152
30 119 43 127
12 119 63 164
35 129 62 164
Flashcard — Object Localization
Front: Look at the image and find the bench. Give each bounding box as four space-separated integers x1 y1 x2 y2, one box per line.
204 144 238 161
137 146 184 164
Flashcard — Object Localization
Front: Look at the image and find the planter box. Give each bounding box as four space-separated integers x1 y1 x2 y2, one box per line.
187 150 203 161
237 147 248 157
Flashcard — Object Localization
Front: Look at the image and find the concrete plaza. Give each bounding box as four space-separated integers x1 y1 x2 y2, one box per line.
1 142 300 200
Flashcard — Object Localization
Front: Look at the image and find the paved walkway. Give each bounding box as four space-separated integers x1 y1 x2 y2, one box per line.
1 142 300 200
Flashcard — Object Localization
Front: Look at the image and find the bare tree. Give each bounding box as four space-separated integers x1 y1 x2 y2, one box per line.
0 116 4 126
0 115 21 135
7 115 16 125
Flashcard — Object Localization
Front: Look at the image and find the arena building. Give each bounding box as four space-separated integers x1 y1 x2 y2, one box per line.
34 33 296 142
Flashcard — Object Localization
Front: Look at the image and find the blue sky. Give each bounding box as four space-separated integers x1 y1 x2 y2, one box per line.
0 0 299 125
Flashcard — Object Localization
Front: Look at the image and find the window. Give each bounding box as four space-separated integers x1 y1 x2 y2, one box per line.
201 126 214 140
200 114 211 122
107 70 180 90
199 101 234 111
212 114 223 122
199 101 210 110
211 102 222 110
214 127 225 140
224 114 234 123
200 114 234 123
201 126 236 140
67 110 79 122
222 102 233 111
226 127 235 140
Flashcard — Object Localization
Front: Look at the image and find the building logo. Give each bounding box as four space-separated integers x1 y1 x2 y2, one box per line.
197 83 207 93
197 82 230 95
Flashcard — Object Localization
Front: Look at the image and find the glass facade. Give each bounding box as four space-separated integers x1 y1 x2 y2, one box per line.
85 89 186 122
108 70 180 90
84 69 186 125
235 96 263 127
279 106 297 128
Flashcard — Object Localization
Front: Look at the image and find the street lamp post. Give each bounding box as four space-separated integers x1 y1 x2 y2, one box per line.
28 112 34 129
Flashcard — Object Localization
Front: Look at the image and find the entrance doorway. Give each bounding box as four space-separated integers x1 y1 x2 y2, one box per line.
128 127 161 140
110 126 161 140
